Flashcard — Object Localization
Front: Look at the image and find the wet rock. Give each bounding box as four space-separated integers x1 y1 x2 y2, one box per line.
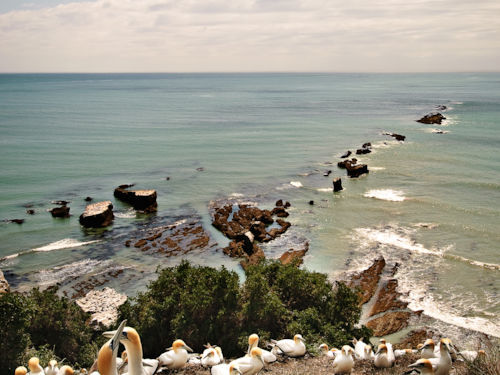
114 186 157 212
366 311 414 336
8 219 24 224
26 209 35 215
0 269 9 294
165 176 170 181
416 112 446 124
309 200 314 205
323 170 332 177
356 148 371 155
347 164 369 178
84 196 93 202
272 206 289 218
50 206 70 218
368 278 408 317
79 201 114 228
340 150 352 158
362 142 372 149
384 132 406 141
76 287 127 330
275 199 283 207
284 201 291 208
436 105 447 111
348 257 386 305
196 167 204 172
337 158 357 169
333 177 343 192
279 243 309 266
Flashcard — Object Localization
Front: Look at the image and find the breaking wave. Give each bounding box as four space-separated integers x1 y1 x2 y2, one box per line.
364 189 405 202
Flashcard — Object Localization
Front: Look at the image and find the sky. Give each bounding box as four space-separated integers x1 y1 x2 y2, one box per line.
0 0 499 73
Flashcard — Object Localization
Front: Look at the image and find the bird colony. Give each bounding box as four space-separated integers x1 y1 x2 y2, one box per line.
14 320 485 375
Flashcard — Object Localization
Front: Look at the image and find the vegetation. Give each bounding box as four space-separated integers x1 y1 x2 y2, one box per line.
120 260 371 358
458 340 500 375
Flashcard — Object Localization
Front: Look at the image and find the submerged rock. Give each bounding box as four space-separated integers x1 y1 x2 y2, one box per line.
384 132 406 141
0 269 9 294
348 256 386 305
76 287 127 329
114 185 157 212
366 311 415 336
340 150 352 158
7 219 24 224
50 206 70 218
347 164 369 178
333 177 343 192
79 201 114 228
26 209 35 215
416 112 446 124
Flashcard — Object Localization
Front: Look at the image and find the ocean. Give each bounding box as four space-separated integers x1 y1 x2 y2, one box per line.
0 73 499 340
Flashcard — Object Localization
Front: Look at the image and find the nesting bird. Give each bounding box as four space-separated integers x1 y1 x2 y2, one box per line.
230 347 265 375
27 358 45 375
427 338 453 375
201 347 223 367
420 339 438 359
98 320 126 375
332 345 354 374
56 366 74 375
211 363 243 375
246 334 276 364
408 358 435 375
270 334 306 357
379 339 395 364
374 344 394 368
15 367 28 375
157 339 193 370
44 361 59 375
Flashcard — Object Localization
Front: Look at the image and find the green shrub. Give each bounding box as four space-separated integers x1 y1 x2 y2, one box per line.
119 261 242 357
0 292 33 374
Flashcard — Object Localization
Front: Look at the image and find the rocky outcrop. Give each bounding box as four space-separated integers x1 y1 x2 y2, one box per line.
340 150 352 158
366 311 414 336
7 219 24 224
0 269 9 294
347 164 369 178
337 158 357 169
416 112 446 124
76 287 127 329
333 177 343 192
384 132 406 141
368 278 408 316
279 242 309 266
323 170 332 177
114 185 157 212
356 142 372 155
348 257 386 305
79 201 114 228
50 206 70 218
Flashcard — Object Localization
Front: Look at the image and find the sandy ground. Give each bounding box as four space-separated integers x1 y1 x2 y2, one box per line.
157 354 467 375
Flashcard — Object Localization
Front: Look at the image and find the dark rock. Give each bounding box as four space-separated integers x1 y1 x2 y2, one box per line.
79 201 114 228
52 200 70 206
84 196 93 202
9 219 25 224
275 199 283 207
436 105 447 111
309 200 314 205
369 278 408 317
118 184 134 189
165 176 170 181
0 269 9 294
114 186 157 211
356 148 372 155
271 206 289 218
362 142 372 149
333 177 343 192
26 209 35 215
280 248 308 266
391 133 405 141
134 239 148 248
366 311 414 336
338 159 353 169
416 112 446 124
284 201 291 208
347 164 369 178
340 150 352 158
323 170 332 177
348 256 386 305
196 167 204 172
50 206 70 218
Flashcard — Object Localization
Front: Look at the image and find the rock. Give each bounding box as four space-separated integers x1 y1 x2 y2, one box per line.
394 329 434 350
436 105 447 111
26 209 35 215
366 311 414 336
368 278 408 317
165 176 170 181
279 246 308 266
346 164 369 178
52 200 70 206
76 287 127 330
356 148 371 155
362 142 372 149
9 219 24 224
79 201 114 228
284 201 291 208
50 206 70 218
348 257 386 305
309 200 314 205
333 177 343 192
340 150 352 158
416 112 446 124
0 269 10 294
271 206 289 218
323 170 332 177
114 186 157 212
391 133 406 141
84 196 93 202
276 199 283 207
196 167 204 172
337 158 357 169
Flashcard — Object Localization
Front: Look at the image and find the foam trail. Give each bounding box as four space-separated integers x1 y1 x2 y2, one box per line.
290 181 303 188
317 188 333 192
446 254 500 271
364 189 405 202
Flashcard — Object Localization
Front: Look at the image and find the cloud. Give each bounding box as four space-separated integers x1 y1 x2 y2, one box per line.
0 0 499 72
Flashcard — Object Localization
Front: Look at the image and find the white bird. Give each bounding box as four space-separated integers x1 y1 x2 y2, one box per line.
270 334 306 357
27 358 45 375
352 338 367 360
458 349 485 362
56 366 74 375
98 320 126 375
44 361 59 375
332 345 354 374
157 339 193 370
247 334 276 364
427 338 453 375
103 323 159 375
420 339 438 359
15 367 28 375
211 363 243 375
230 347 265 375
374 344 394 368
379 339 395 364
394 348 415 358
363 345 375 360
408 358 435 375
202 347 223 367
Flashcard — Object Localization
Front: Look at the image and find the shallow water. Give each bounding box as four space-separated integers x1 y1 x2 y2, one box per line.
0 73 499 337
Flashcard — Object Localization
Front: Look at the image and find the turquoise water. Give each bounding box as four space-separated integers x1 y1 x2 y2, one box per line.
0 73 499 337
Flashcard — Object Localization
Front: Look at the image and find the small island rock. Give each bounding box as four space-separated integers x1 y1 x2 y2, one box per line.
79 201 114 228
416 112 446 124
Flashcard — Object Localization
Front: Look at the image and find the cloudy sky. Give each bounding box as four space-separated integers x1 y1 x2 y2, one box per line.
1 0 499 72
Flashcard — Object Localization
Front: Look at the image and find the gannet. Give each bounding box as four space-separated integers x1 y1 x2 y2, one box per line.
352 338 367 359
202 348 222 367
211 363 243 375
374 344 394 368
408 358 435 375
56 366 73 375
332 345 354 374
394 348 415 357
27 358 45 375
103 323 159 375
319 344 334 358
363 345 375 360
214 346 224 363
458 349 485 362
427 339 453 375
230 348 265 375
98 320 126 375
379 339 395 363
270 334 306 357
157 339 193 370
247 334 276 363
44 361 59 375
15 367 28 375
420 339 438 359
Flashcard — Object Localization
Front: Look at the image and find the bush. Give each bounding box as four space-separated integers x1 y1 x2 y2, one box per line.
459 340 500 375
119 261 242 357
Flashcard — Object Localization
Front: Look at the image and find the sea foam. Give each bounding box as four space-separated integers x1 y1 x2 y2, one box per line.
364 189 405 202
